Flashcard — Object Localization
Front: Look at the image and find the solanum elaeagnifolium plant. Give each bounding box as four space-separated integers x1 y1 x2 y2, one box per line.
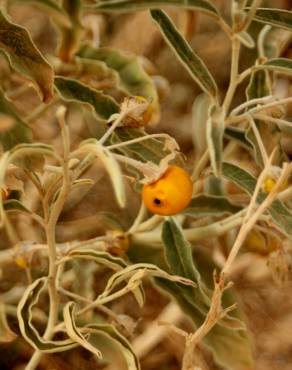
0 0 291 369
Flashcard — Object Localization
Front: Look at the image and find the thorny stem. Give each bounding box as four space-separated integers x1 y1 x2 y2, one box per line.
182 274 235 370
25 107 71 370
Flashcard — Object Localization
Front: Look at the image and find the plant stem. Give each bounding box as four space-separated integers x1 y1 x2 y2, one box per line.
222 38 241 113
131 210 246 246
25 107 71 370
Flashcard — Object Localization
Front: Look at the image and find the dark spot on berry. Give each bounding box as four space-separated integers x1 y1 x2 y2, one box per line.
154 198 161 205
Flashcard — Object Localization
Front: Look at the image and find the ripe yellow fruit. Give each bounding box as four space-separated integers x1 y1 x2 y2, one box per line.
142 166 193 215
263 177 288 193
243 230 280 255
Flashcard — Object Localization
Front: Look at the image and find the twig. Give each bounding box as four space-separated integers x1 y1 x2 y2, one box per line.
182 273 235 370
222 152 292 275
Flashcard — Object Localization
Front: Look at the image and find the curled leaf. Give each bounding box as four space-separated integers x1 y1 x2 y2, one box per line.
17 278 76 352
54 76 119 120
0 10 54 102
63 302 102 359
78 139 126 207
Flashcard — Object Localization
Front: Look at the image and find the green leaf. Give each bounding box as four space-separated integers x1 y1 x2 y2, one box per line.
0 10 54 102
184 194 242 216
224 127 252 150
78 139 126 207
54 76 119 120
11 0 71 27
162 218 211 313
251 8 292 32
192 93 213 156
0 90 32 150
66 248 128 271
63 302 102 358
162 218 202 282
77 44 158 103
3 199 31 214
84 324 141 370
206 105 224 177
17 278 76 352
253 57 292 76
222 162 292 236
150 9 218 98
90 0 220 18
244 124 265 167
246 70 271 101
110 128 172 164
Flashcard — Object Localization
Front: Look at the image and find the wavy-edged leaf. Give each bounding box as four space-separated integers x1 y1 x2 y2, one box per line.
66 248 128 270
206 105 224 177
84 323 140 370
110 128 172 164
91 0 220 18
222 162 292 236
253 57 292 76
192 93 213 156
0 10 54 102
150 9 218 98
0 303 17 343
63 302 102 358
101 262 195 297
77 44 158 103
54 76 119 120
78 139 126 207
17 278 76 352
184 194 242 216
11 0 71 27
251 8 292 32
0 90 32 150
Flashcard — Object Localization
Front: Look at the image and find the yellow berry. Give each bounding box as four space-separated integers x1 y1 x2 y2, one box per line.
244 230 280 255
15 257 27 269
142 166 193 216
263 177 288 193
